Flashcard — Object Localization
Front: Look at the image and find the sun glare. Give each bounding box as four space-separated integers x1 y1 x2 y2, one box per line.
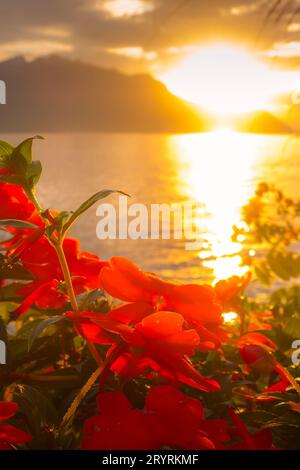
160 43 295 117
171 127 266 280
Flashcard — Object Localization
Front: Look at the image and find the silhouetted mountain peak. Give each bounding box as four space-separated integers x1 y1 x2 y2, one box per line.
232 110 291 134
0 55 207 133
0 55 26 68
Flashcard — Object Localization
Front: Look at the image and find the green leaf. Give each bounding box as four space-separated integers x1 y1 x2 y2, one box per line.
0 137 44 191
0 140 13 158
0 141 13 169
0 174 23 185
11 136 44 165
6 384 58 435
53 211 72 232
27 160 42 188
77 288 101 310
10 152 28 180
28 315 64 351
0 219 37 230
17 318 44 340
62 189 129 235
0 159 9 169
45 225 56 238
7 137 44 190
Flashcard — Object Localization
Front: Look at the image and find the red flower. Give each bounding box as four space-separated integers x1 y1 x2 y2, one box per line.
0 182 44 252
124 311 220 391
239 344 276 373
215 273 251 319
0 183 40 223
100 257 224 348
82 386 230 450
238 333 292 398
0 182 47 274
11 280 67 318
0 402 31 450
67 310 220 392
99 256 175 304
20 237 102 290
145 385 229 449
215 273 251 304
0 182 105 313
14 237 106 314
81 391 155 450
238 332 277 374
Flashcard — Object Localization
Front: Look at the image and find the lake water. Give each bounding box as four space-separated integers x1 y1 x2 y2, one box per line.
3 129 300 284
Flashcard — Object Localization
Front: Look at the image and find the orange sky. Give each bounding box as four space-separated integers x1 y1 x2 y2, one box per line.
1 0 300 75
1 0 300 113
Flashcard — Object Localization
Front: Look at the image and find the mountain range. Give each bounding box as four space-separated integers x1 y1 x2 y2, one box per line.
0 55 291 134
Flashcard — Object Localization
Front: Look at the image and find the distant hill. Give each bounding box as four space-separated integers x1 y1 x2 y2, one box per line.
0 56 209 133
232 110 291 134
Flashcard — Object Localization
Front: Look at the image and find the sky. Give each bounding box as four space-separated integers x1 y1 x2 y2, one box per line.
1 0 300 75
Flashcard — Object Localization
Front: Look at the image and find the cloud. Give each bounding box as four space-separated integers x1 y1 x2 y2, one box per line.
107 46 157 60
0 0 298 73
287 22 300 32
27 26 72 39
266 41 300 58
0 39 73 62
93 0 155 18
222 2 264 17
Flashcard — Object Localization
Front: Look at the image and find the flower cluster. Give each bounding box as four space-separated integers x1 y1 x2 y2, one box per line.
0 138 299 451
82 385 228 450
82 385 276 451
67 256 227 392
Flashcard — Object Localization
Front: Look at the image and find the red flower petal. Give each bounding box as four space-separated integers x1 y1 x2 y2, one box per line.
0 424 31 444
170 284 223 324
0 402 18 422
97 391 132 415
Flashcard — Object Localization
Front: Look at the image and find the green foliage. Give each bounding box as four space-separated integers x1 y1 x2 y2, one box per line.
235 182 300 285
28 316 64 351
0 136 44 191
0 219 37 230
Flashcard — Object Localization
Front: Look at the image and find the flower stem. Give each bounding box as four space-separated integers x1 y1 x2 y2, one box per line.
59 365 103 430
27 188 44 213
59 345 124 430
25 187 101 364
54 241 78 312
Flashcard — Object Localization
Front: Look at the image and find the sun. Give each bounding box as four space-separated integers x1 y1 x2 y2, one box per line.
159 43 293 117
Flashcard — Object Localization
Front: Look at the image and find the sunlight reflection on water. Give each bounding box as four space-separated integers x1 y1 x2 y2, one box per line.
170 128 292 281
